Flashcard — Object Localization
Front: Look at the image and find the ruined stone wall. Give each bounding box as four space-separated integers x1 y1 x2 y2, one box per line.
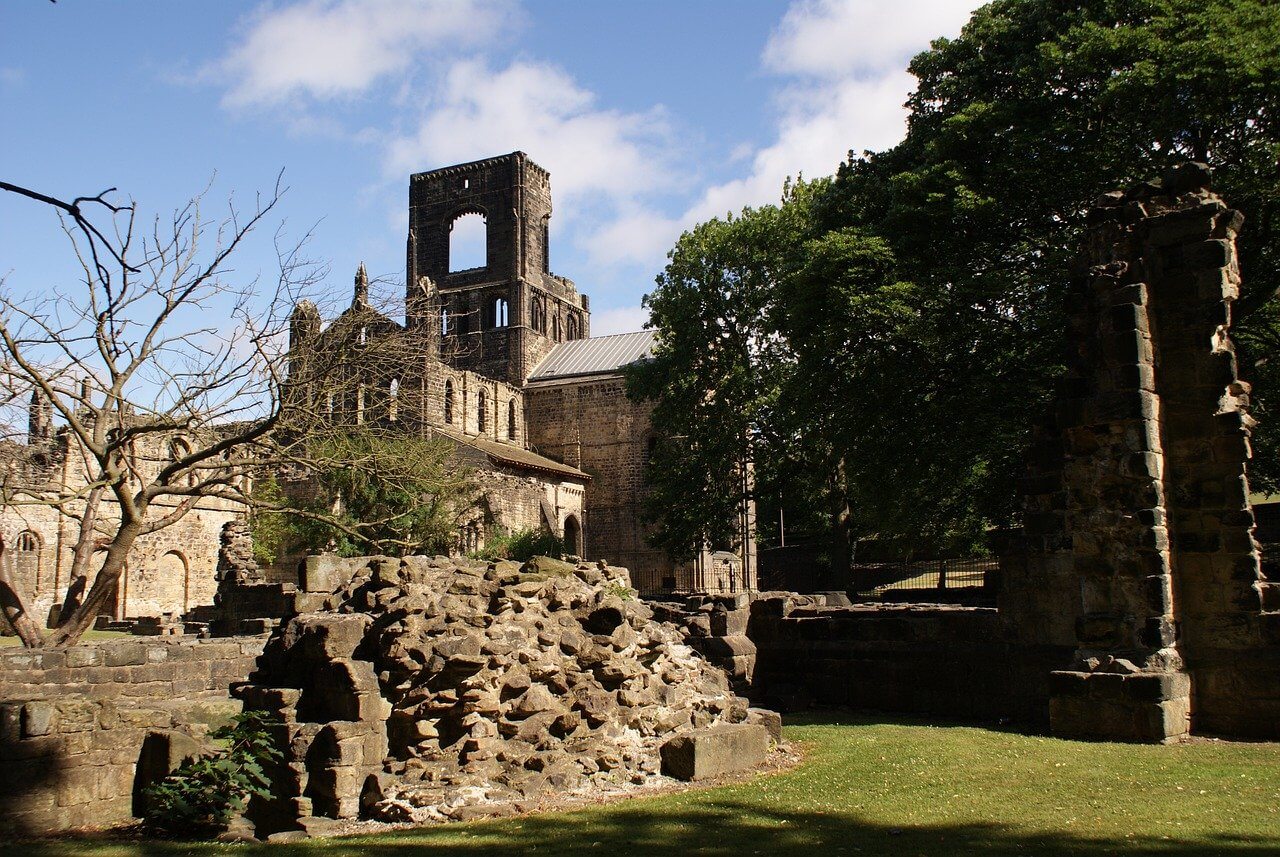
0 427 240 626
1001 164 1280 741
0 695 182 835
0 635 264 702
0 635 267 836
525 376 674 589
747 596 1053 722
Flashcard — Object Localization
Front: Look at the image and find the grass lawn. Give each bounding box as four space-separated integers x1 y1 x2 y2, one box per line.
8 712 1279 856
0 630 132 647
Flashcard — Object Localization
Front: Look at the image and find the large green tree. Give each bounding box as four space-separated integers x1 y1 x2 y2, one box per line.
633 0 1280 576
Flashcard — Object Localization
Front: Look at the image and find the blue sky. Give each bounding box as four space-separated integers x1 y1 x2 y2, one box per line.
0 0 980 335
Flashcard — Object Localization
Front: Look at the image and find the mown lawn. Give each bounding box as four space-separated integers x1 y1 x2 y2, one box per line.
9 713 1280 856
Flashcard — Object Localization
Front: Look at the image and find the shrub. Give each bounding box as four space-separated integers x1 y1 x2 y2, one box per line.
476 527 564 562
142 710 282 836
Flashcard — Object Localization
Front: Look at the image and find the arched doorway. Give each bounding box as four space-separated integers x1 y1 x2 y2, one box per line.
563 515 581 558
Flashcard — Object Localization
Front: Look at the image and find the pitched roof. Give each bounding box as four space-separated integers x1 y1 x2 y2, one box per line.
434 427 589 482
527 330 657 383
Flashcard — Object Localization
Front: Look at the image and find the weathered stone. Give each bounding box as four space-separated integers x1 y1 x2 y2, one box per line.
659 723 768 781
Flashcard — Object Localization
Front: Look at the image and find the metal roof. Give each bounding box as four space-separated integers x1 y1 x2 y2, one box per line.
527 330 657 382
434 427 589 481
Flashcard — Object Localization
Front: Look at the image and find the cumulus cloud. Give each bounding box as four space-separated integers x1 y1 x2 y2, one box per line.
581 207 684 271
215 0 515 108
764 0 977 78
384 59 674 207
682 0 982 223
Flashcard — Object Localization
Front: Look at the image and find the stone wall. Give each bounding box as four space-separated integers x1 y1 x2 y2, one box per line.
747 597 1051 721
0 426 239 626
0 635 264 703
0 634 267 836
0 695 185 835
1000 164 1280 741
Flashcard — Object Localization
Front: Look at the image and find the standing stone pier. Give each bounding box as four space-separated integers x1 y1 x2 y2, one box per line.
1004 163 1280 742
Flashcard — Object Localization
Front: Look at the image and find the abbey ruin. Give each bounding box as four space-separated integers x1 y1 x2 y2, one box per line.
2 161 1278 841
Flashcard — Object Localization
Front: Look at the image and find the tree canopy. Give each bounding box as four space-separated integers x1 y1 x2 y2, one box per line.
631 0 1280 574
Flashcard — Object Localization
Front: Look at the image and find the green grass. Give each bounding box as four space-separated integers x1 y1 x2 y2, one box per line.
9 713 1280 856
0 630 132 647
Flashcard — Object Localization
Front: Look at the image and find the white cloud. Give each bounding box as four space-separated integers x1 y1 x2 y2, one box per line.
683 0 982 223
384 59 674 208
581 207 683 271
215 0 515 108
764 0 977 78
590 305 650 337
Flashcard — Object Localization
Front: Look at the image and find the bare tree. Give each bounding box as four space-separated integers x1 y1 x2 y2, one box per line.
0 177 324 648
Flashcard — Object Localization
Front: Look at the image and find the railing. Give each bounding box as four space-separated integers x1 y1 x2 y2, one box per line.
850 557 997 601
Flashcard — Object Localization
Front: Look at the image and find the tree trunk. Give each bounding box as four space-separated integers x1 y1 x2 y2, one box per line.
0 548 44 647
47 521 140 648
56 486 104 627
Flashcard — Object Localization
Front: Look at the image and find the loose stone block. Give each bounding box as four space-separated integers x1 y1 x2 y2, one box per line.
659 723 769 781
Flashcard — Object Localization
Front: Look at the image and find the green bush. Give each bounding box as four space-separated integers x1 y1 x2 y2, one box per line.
475 527 564 562
142 710 282 836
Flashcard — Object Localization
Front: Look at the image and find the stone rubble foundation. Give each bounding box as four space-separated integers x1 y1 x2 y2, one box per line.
236 554 775 835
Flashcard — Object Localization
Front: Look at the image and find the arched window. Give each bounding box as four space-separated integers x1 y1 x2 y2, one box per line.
449 212 487 272
356 384 365 424
530 298 543 333
552 315 562 342
388 378 400 422
325 392 335 421
358 325 368 345
477 388 487 433
507 399 517 440
13 530 41 595
566 314 579 341
493 297 508 328
441 308 451 336
444 379 454 424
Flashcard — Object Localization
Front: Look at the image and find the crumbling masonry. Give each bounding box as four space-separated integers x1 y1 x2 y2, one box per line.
1003 163 1280 741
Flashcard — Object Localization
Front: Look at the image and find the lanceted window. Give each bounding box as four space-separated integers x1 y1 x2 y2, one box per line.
444 379 454 424
14 530 41 591
566 313 580 341
507 399 517 440
356 384 365 424
477 388 487 433
530 298 544 333
388 378 400 421
493 298 508 328
552 315 562 342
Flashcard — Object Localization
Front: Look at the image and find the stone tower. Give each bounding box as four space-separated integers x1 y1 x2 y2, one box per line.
405 152 590 385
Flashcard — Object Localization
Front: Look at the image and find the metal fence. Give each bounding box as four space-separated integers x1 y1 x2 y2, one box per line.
850 557 997 598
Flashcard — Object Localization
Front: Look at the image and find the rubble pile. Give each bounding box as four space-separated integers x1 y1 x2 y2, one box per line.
239 555 769 830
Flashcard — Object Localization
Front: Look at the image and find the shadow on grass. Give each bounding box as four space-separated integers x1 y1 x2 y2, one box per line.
7 801 1278 857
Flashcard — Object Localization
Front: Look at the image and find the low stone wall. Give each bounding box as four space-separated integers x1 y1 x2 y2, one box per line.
0 696 184 836
749 597 1072 724
0 635 267 702
0 635 268 836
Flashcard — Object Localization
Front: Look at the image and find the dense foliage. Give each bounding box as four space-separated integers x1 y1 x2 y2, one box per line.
632 0 1280 571
141 711 281 835
251 429 474 559
473 527 566 562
